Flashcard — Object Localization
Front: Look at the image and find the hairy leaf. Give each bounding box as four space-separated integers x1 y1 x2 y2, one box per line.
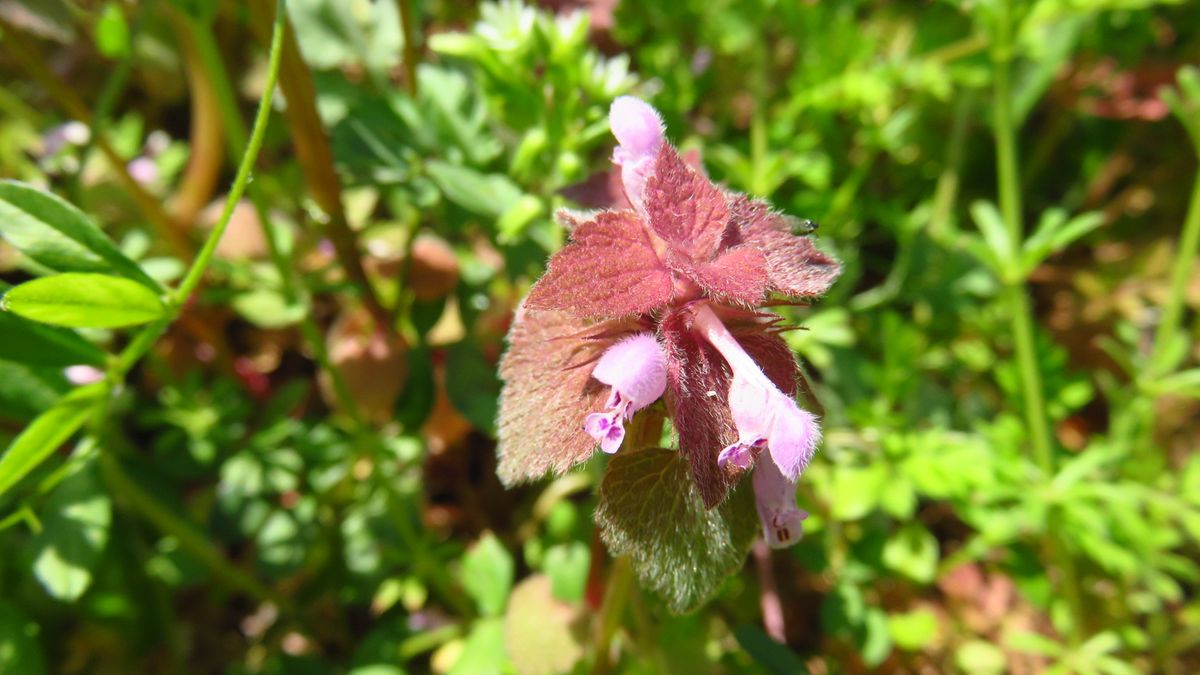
644 145 729 261
659 306 736 508
524 210 675 319
495 309 614 485
727 196 840 298
676 246 770 306
596 447 757 613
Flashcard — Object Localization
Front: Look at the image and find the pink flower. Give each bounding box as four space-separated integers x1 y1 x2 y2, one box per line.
497 97 840 548
610 96 665 215
584 333 668 454
752 456 810 549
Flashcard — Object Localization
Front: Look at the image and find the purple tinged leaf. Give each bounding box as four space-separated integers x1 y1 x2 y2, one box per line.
659 306 738 509
496 308 618 485
644 145 730 263
727 195 842 298
524 211 676 319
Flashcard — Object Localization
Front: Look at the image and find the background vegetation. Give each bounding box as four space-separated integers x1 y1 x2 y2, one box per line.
1 0 1199 672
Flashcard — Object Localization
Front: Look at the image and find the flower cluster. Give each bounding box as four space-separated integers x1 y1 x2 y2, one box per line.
497 97 840 548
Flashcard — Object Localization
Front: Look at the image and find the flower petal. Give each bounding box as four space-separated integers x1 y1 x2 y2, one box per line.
764 396 820 482
610 96 665 211
524 210 675 319
592 332 668 410
752 458 808 549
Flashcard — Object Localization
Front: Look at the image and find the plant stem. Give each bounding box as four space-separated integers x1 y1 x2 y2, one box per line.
165 8 227 227
111 0 288 380
1150 170 1200 374
992 0 1086 643
98 449 291 613
398 0 420 95
246 0 394 334
992 0 1055 478
176 4 365 426
591 555 634 675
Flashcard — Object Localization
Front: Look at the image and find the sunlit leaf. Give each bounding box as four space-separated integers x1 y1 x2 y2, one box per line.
2 273 165 328
0 181 158 289
0 382 107 497
30 460 112 601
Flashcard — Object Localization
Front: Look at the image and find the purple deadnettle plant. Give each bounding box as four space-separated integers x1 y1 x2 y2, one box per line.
496 96 840 607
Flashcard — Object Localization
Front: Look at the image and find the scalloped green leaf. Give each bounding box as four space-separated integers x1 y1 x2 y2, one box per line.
596 447 758 614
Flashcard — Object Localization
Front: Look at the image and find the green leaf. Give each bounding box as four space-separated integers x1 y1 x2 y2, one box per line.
967 200 1016 280
733 625 811 675
2 273 165 328
955 640 1006 675
1022 209 1104 274
596 447 758 614
542 542 589 603
0 362 68 422
828 464 888 520
0 306 106 367
887 609 939 651
449 618 507 675
30 460 112 601
0 600 47 675
0 181 157 288
94 2 130 58
503 575 586 675
0 382 107 497
427 161 523 219
460 532 514 617
882 523 939 584
394 345 436 432
444 340 501 436
231 288 305 329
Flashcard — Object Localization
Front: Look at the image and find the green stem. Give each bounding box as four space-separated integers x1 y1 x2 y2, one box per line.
992 0 1085 644
992 0 1055 478
111 0 288 380
179 5 365 426
591 555 634 675
1150 170 1200 374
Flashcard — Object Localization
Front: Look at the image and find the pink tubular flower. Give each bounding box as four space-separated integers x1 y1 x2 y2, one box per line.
497 97 841 549
584 333 668 454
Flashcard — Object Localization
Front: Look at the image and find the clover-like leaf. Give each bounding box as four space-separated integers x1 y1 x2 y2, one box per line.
596 447 757 614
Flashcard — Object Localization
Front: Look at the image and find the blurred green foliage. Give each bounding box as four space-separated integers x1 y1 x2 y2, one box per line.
1 0 1199 673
